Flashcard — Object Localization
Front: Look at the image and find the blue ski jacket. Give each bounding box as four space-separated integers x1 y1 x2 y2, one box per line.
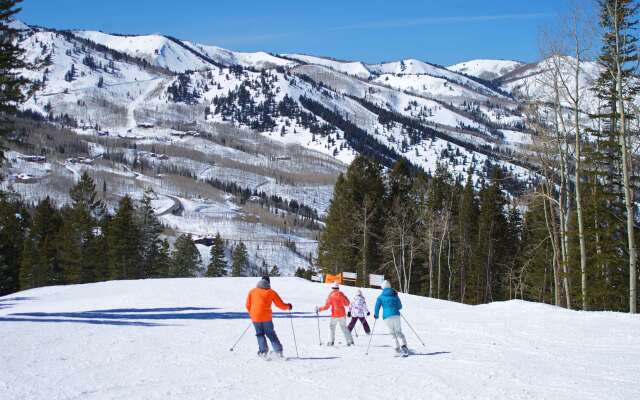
374 288 402 320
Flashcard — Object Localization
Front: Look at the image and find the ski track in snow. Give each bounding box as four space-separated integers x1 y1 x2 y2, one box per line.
127 80 165 130
1 278 639 400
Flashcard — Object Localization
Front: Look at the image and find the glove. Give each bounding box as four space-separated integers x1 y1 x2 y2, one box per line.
367 312 370 316
347 312 351 318
373 314 378 319
287 303 293 310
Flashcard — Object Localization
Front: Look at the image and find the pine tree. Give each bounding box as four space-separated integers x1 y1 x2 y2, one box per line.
170 234 201 277
453 168 479 303
20 197 63 289
520 193 557 303
106 196 141 280
137 190 163 278
206 232 227 277
59 206 83 284
475 169 509 303
157 239 171 278
69 172 104 218
318 174 354 274
0 198 26 295
345 156 385 287
231 242 248 277
383 159 419 293
0 0 27 175
60 173 104 283
269 265 280 277
0 0 27 134
318 155 385 283
593 0 640 313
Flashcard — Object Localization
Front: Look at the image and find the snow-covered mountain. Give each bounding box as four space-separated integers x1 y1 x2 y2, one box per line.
18 23 535 178
448 59 524 81
7 22 564 272
1 278 639 399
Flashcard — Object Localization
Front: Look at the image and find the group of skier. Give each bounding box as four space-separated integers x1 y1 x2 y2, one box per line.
244 276 410 359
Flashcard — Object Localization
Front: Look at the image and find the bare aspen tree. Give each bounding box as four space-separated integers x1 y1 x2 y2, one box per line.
554 2 594 310
603 0 638 313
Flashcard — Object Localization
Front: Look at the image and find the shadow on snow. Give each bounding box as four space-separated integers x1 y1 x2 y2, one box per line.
0 307 319 327
408 351 451 357
0 317 167 327
0 296 36 309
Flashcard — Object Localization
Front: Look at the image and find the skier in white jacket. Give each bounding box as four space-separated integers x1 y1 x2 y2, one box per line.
347 289 371 334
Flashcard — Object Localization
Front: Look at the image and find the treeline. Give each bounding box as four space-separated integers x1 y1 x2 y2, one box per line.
0 170 294 296
319 155 522 303
0 172 208 295
318 153 637 311
203 177 320 225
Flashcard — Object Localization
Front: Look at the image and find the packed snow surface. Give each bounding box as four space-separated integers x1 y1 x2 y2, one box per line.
1 278 639 400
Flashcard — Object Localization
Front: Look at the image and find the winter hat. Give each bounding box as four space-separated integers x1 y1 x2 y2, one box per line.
381 280 391 289
331 283 339 290
257 278 270 289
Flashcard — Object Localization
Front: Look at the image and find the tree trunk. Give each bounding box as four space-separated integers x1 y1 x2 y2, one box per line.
571 44 589 311
543 191 562 306
617 77 637 313
613 8 637 314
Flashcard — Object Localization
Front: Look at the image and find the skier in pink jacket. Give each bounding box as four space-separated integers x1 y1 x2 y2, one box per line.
347 289 371 334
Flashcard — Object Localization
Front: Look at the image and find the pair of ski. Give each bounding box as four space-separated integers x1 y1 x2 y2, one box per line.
320 340 412 357
258 352 289 362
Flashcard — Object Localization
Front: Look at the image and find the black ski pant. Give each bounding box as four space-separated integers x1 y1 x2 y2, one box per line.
347 317 371 333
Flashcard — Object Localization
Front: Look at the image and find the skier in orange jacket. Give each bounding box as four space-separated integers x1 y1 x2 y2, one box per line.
246 276 292 359
315 283 354 346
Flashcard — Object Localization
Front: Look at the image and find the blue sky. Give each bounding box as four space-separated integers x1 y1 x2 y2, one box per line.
19 0 585 66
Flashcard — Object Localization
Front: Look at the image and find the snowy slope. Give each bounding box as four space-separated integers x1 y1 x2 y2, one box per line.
8 19 30 31
1 278 639 400
499 57 602 111
187 42 296 70
368 58 447 75
284 54 372 79
369 59 507 99
73 31 214 72
448 59 524 81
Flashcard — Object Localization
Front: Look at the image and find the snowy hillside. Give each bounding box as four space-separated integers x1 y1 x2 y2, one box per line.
185 42 295 70
498 57 602 111
16 24 536 180
283 54 372 79
73 31 215 73
448 59 524 81
1 278 639 399
7 22 553 274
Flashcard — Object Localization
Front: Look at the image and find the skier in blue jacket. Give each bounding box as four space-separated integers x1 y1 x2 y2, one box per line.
373 280 408 355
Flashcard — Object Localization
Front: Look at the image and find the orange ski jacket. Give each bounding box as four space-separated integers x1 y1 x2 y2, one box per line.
246 288 290 322
318 290 350 318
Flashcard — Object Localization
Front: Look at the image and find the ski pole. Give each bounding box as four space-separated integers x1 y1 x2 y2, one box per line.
229 322 252 351
289 309 300 358
401 313 426 347
365 318 377 355
315 311 322 346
